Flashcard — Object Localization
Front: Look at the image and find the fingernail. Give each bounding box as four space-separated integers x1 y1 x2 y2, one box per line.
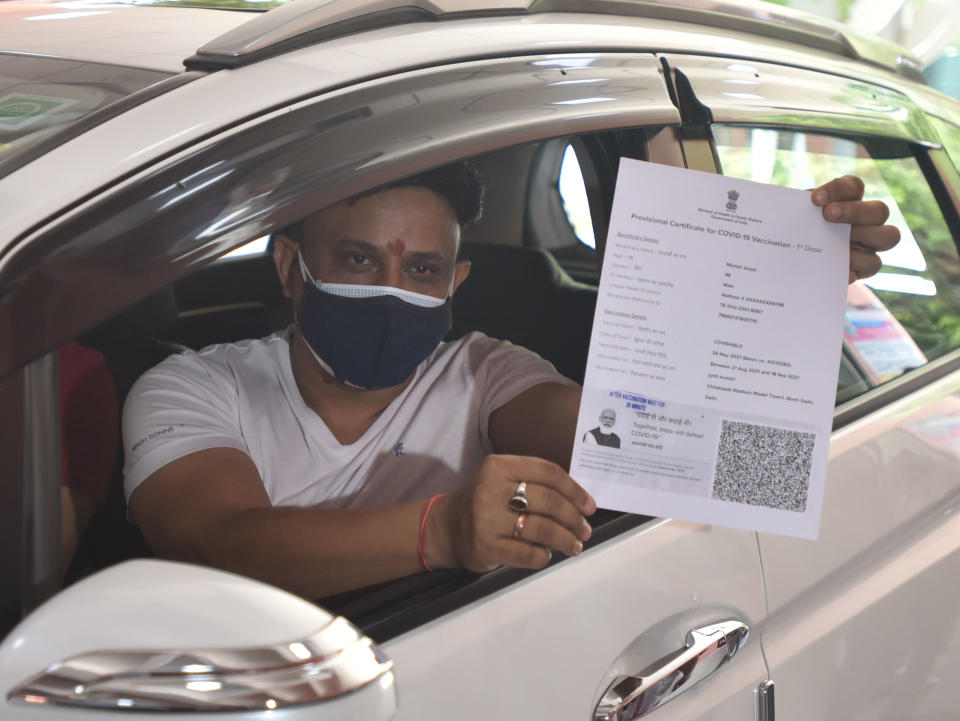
813 189 828 205
581 519 593 541
826 205 843 220
574 540 583 556
584 495 597 515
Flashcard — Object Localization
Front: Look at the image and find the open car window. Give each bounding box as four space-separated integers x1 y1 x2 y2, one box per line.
27 123 678 640
0 48 682 639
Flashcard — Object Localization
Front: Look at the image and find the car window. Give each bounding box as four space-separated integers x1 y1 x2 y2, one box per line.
713 126 960 401
558 144 597 249
0 54 171 172
523 137 612 286
2 46 680 632
39 132 662 634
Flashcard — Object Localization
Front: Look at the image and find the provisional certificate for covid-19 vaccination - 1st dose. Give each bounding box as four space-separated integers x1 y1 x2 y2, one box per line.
570 159 849 539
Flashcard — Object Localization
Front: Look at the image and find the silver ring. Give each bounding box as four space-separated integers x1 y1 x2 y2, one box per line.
508 481 528 512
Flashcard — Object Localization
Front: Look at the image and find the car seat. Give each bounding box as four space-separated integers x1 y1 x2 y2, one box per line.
450 243 597 384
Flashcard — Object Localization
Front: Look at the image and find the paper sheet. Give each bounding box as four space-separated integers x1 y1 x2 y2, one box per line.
570 159 849 539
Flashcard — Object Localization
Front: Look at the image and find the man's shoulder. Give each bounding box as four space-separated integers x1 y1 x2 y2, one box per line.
432 331 538 363
137 332 289 390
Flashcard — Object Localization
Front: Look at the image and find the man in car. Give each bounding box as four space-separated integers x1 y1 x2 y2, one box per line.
122 161 899 599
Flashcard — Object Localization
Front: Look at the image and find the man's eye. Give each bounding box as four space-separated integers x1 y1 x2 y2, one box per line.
351 254 370 265
410 264 438 275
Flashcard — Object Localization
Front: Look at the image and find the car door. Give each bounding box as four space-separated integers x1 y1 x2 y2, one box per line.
0 50 770 720
665 53 960 719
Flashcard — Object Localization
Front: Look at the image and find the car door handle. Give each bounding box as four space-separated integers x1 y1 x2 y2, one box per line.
594 619 749 721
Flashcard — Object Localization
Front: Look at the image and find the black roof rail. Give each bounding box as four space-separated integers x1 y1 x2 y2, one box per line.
183 0 924 83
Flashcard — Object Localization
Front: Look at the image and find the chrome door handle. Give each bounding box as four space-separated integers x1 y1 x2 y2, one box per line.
594 619 749 721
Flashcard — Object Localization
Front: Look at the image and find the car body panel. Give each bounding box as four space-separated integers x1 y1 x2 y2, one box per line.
2 2 960 720
0 1 252 73
757 368 960 720
384 519 768 721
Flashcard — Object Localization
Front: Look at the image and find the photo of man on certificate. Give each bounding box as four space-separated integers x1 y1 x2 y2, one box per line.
583 409 621 448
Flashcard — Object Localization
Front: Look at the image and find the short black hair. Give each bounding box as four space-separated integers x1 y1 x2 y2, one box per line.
281 160 484 243
348 160 484 227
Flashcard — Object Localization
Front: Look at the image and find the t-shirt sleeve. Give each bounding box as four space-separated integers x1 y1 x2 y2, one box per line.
122 351 248 502
468 333 579 444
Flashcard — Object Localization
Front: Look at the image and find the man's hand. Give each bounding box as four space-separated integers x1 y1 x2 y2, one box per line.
428 454 596 572
811 175 900 283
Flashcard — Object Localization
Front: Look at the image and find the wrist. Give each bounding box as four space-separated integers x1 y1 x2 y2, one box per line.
422 494 456 570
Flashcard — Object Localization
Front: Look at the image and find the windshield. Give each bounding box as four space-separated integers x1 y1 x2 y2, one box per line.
0 52 172 173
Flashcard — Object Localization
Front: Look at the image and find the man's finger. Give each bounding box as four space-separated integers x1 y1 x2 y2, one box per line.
509 513 583 557
850 223 900 253
491 454 596 515
490 537 553 569
510 483 592 541
822 199 890 225
812 174 865 205
850 249 883 282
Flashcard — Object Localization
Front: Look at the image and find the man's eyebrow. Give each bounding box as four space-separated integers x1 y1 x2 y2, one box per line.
333 238 450 265
333 238 382 254
406 250 447 264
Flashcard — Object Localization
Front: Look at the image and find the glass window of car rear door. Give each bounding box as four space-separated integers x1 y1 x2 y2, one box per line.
713 127 960 397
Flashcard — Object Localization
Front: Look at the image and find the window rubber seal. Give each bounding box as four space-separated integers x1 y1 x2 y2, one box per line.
329 510 650 643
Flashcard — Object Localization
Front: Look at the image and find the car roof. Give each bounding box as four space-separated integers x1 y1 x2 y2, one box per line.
188 0 924 81
0 0 925 81
0 0 257 73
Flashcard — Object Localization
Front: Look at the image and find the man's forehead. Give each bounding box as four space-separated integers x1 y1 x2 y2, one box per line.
300 186 460 250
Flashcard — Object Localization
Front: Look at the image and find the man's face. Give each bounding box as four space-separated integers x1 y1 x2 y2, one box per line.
600 410 616 428
277 186 470 302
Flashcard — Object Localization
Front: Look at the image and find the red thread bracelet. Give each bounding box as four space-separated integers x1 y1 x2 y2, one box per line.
418 494 445 572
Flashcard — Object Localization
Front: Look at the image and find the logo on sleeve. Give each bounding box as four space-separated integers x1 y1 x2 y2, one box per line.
130 424 185 453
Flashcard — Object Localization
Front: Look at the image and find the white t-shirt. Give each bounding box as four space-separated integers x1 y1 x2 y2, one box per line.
122 331 574 509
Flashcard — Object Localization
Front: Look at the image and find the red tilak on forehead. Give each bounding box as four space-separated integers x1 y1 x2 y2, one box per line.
387 239 406 256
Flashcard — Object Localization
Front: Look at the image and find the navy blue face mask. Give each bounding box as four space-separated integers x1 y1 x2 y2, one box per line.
296 251 453 389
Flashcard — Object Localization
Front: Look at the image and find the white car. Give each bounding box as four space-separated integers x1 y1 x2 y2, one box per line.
1 1 960 719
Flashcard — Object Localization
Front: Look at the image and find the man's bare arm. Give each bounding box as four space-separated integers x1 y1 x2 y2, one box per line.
130 447 431 598
488 382 581 469
131 443 593 598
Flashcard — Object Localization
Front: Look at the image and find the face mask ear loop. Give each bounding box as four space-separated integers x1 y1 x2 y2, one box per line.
444 263 458 300
298 248 319 287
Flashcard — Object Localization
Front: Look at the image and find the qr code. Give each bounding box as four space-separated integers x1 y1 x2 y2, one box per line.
711 420 815 512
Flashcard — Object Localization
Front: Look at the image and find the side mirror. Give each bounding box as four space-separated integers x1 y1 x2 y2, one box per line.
0 560 396 717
